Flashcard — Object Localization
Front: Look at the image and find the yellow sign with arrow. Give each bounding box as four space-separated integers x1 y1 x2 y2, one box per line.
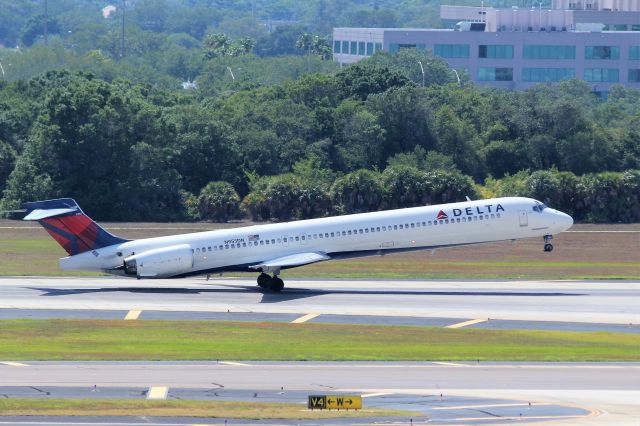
308 395 362 410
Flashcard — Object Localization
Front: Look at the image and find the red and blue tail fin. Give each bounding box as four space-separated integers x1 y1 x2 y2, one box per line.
23 198 128 256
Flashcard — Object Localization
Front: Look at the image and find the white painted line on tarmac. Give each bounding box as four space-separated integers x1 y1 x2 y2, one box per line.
454 414 593 421
146 386 168 400
433 402 551 410
566 230 640 233
0 361 28 367
291 313 319 323
446 318 487 329
361 392 394 398
219 361 251 366
432 362 469 367
124 310 142 320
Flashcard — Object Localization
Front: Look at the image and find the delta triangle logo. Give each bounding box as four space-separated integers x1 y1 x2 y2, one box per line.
437 210 448 220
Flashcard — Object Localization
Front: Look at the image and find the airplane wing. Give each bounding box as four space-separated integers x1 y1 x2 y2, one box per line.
250 252 330 273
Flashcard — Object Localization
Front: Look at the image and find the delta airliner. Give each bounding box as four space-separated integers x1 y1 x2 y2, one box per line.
23 197 573 291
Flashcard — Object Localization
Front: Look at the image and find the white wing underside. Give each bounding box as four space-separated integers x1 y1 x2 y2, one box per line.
250 252 330 273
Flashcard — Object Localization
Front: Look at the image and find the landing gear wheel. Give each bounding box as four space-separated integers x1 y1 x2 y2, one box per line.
257 273 271 288
270 276 284 292
544 243 554 252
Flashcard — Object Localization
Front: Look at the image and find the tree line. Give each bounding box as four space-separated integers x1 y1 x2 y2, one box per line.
0 49 639 223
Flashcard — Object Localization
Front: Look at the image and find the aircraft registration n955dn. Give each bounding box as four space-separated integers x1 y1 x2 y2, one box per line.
23 197 573 292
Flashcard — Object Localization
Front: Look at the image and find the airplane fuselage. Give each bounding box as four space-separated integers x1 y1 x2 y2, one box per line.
59 197 573 279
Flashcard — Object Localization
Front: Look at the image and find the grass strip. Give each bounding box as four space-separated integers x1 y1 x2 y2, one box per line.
0 319 638 361
0 398 412 419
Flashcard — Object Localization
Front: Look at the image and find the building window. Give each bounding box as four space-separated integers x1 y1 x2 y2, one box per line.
584 68 619 82
629 69 640 82
350 41 357 55
375 42 383 52
434 44 470 58
522 68 575 82
632 25 640 31
358 41 365 55
630 46 640 60
478 67 513 81
523 45 575 59
585 46 620 60
333 40 340 54
613 24 627 31
366 42 374 56
342 41 349 53
478 45 513 59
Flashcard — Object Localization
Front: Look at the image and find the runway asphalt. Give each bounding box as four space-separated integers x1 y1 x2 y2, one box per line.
4 361 635 424
1 276 639 424
0 276 639 327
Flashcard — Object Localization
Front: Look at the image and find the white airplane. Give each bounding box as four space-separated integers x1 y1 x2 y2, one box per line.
23 197 573 292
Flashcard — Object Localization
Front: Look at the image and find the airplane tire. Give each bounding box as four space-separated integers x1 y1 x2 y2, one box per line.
270 277 284 292
544 243 553 252
257 273 271 288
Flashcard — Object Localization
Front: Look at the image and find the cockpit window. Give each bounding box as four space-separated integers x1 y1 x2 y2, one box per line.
532 202 547 213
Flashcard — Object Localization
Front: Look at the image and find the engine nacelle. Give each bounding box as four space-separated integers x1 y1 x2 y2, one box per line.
123 244 193 278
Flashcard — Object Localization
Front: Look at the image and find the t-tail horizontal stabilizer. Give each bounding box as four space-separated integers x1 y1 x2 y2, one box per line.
23 198 128 256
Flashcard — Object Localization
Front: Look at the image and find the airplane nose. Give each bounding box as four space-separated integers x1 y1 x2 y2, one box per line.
557 211 574 230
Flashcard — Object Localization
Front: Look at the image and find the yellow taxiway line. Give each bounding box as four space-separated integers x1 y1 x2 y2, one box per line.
291 313 319 323
124 310 142 320
147 386 168 400
445 318 487 329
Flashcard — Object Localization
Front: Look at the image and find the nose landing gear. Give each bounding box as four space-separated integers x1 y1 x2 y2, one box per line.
256 272 285 292
543 234 554 252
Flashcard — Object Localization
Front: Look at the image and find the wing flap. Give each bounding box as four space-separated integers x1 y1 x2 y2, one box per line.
250 252 330 272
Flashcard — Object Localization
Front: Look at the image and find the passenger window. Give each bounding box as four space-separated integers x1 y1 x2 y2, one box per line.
462 217 466 222
272 239 276 244
208 247 211 251
428 221 432 226
491 214 495 219
196 248 200 253
265 240 269 245
479 216 483 220
295 236 299 241
359 229 363 234
348 230 352 235
225 245 229 249
331 232 334 237
433 221 437 226
485 215 489 220
342 231 346 236
231 244 235 248
411 223 415 228
382 226 386 231
283 237 288 242
439 220 444 224
259 241 264 245
365 229 369 233
394 225 398 230
376 227 380 232
497 213 501 218
319 233 323 238
457 218 460 223
219 245 223 250
422 222 426 226
399 224 403 229
325 233 329 238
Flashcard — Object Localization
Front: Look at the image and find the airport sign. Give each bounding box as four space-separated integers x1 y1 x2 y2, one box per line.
308 395 362 410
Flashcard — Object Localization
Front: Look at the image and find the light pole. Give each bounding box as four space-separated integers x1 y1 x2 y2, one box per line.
418 60 425 87
0 61 5 78
451 68 461 84
121 0 125 58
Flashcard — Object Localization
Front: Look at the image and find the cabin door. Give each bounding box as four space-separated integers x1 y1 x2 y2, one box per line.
518 210 528 227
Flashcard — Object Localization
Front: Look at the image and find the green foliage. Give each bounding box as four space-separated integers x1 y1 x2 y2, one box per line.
0 140 15 192
335 62 414 101
196 181 242 222
242 174 330 221
330 169 385 214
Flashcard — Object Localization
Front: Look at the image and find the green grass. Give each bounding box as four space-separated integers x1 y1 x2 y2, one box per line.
0 398 412 418
0 319 638 361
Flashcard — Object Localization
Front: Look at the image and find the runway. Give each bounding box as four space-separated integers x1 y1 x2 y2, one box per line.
1 276 639 424
0 276 638 327
0 361 638 424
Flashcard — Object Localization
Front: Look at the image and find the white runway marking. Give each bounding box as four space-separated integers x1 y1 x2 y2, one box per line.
433 402 551 410
219 361 251 366
124 310 142 320
146 386 168 400
432 362 468 367
291 313 319 323
445 318 487 329
0 361 28 367
361 392 394 398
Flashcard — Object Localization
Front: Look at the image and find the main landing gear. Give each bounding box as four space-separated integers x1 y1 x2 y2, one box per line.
257 272 284 292
543 234 554 252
